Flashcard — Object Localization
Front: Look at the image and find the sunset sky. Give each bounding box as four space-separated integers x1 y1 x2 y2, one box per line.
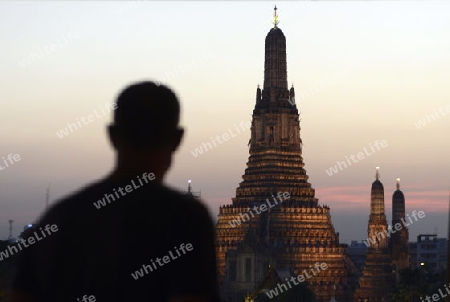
1 1 449 243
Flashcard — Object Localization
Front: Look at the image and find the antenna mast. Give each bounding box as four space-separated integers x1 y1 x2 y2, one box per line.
8 219 14 239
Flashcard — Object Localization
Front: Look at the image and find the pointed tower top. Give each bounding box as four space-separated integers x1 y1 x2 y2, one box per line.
376 167 380 181
396 178 400 190
272 5 279 28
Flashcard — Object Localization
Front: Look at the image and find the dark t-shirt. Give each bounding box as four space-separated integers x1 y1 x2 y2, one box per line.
12 177 220 302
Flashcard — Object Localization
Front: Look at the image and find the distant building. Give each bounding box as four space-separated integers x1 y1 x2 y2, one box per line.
18 224 34 239
184 180 201 199
409 242 417 268
415 234 448 273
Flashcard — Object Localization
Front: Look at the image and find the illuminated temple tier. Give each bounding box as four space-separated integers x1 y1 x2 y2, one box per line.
215 7 356 302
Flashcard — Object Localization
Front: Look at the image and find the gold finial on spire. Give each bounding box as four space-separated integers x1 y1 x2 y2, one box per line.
272 5 279 28
396 178 400 190
376 166 380 181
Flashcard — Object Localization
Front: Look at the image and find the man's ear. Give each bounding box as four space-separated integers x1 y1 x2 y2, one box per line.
107 124 119 150
171 128 184 151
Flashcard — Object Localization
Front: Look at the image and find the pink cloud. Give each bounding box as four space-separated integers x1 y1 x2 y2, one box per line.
314 186 449 213
203 186 449 218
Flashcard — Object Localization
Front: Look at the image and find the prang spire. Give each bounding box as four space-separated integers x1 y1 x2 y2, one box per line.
370 167 384 216
391 177 409 275
392 178 405 223
215 9 355 301
392 178 406 230
272 5 279 28
263 6 288 92
355 169 394 302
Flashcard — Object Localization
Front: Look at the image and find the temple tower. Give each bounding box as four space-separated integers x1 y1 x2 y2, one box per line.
215 7 356 302
389 178 409 280
354 168 394 302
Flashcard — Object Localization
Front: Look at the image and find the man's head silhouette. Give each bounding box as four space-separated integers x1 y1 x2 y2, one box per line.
108 81 184 182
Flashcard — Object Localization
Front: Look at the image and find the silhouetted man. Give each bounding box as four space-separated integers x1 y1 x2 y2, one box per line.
9 82 220 302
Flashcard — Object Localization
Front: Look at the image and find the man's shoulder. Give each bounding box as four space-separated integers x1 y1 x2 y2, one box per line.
143 184 207 210
40 179 112 218
41 178 210 224
128 182 213 223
